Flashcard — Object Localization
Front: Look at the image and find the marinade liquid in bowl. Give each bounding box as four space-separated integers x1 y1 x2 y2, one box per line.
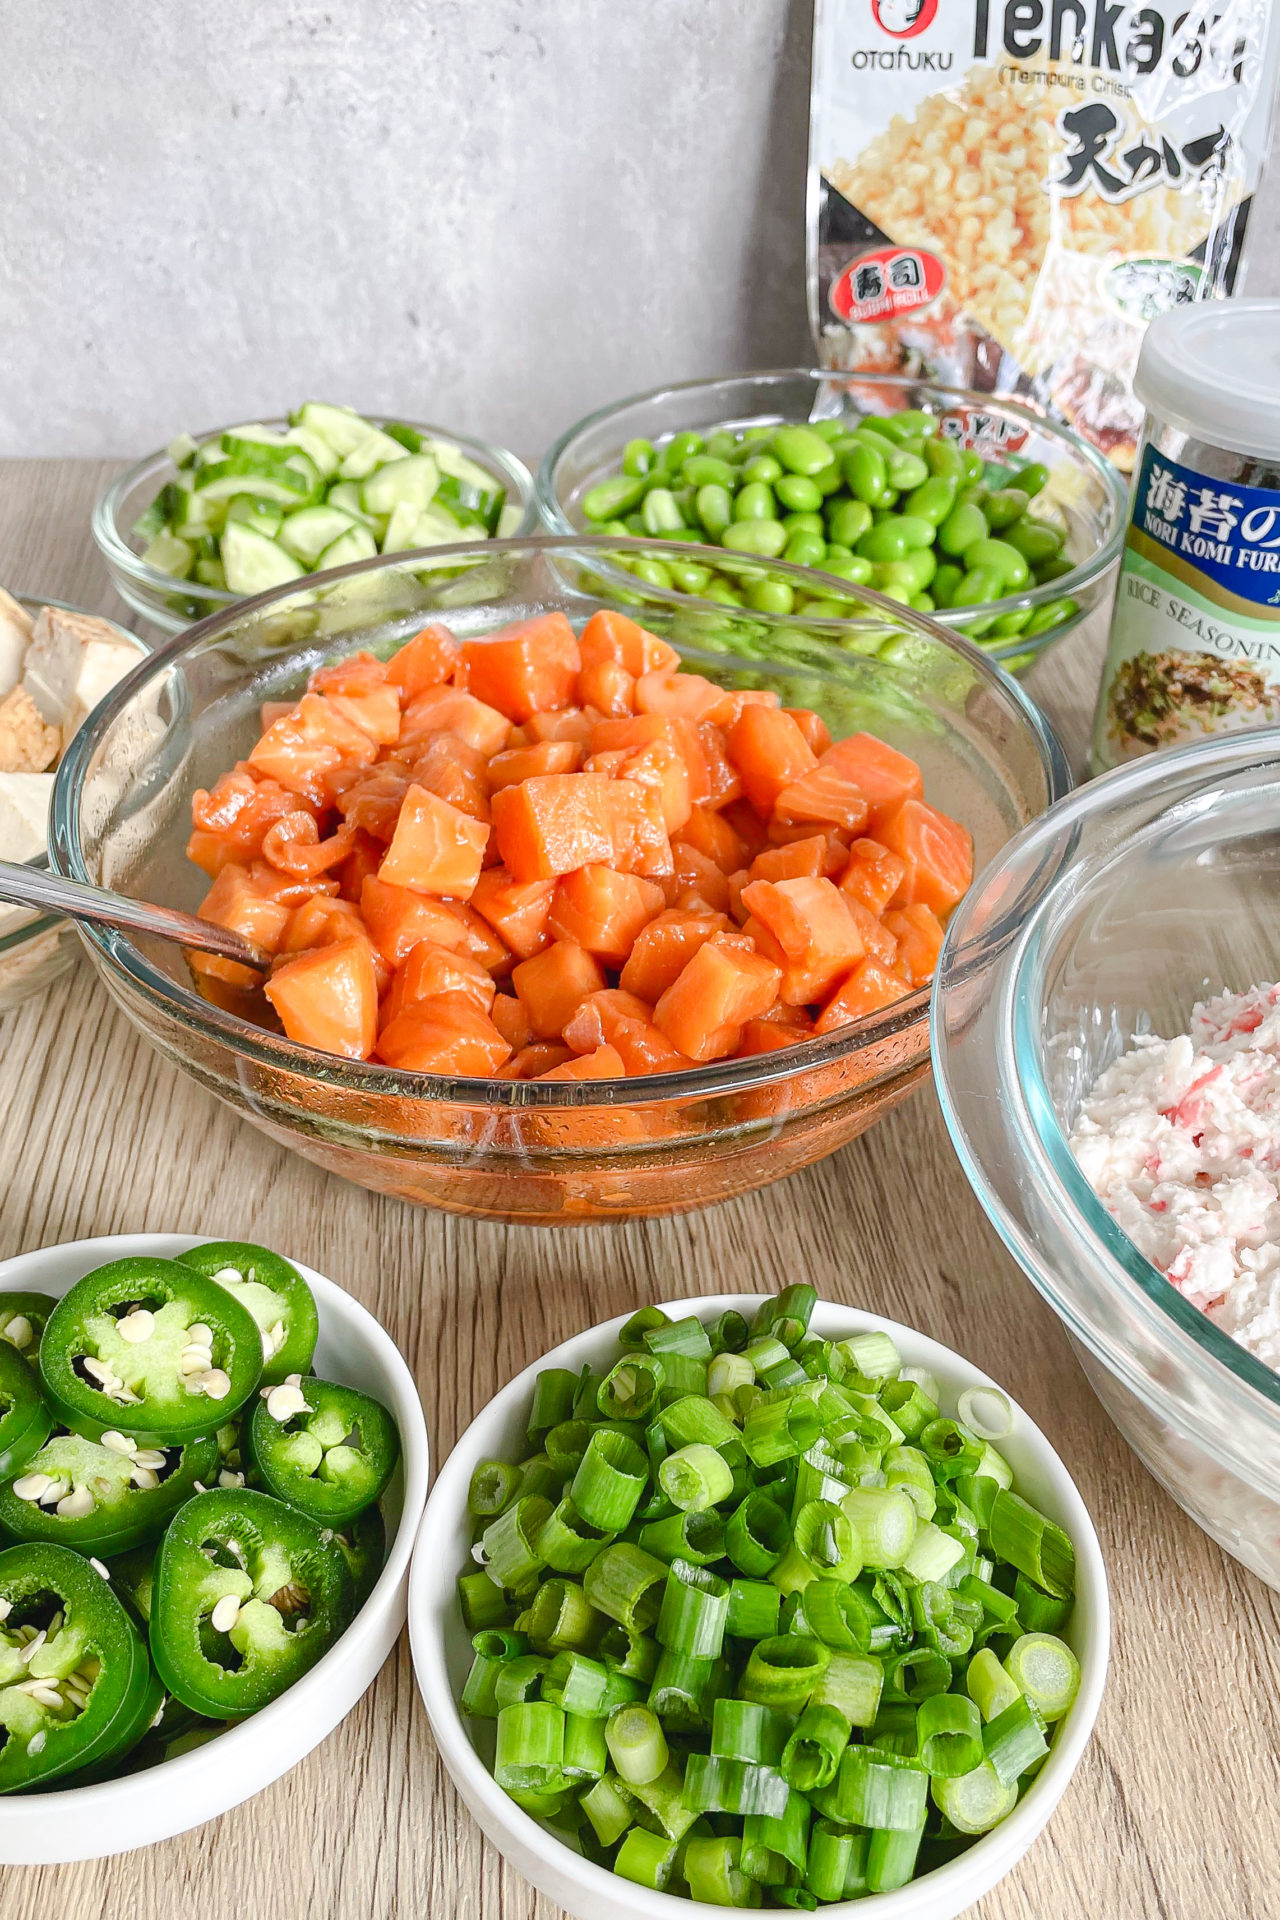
51 537 1066 1224
933 729 1280 1589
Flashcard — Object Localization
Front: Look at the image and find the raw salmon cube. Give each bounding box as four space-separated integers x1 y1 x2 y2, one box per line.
377 785 489 897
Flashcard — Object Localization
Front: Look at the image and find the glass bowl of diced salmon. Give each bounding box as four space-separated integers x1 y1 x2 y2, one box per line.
49 537 1068 1223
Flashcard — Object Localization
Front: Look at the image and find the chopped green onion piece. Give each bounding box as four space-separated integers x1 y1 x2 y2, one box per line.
870 1701 919 1755
711 1697 793 1767
657 1559 730 1658
627 1758 701 1839
708 1310 750 1355
883 1444 938 1520
683 1835 758 1907
659 1443 735 1513
957 1574 1019 1631
638 1506 726 1566
571 1429 649 1531
741 1785 810 1879
458 1570 510 1633
659 1394 738 1450
514 1454 561 1505
481 1496 553 1592
840 1487 917 1569
461 1651 504 1717
780 1702 850 1790
726 1578 781 1641
886 1645 952 1702
920 1417 985 1480
648 1649 718 1730
708 1352 755 1400
606 1704 670 1785
527 1368 578 1441
619 1306 669 1350
493 1654 548 1708
644 1315 713 1361
526 1579 601 1653
468 1459 522 1516
989 1491 1076 1598
473 1627 528 1660
614 1828 679 1891
743 1389 824 1467
866 1819 925 1893
879 1378 939 1441
833 1746 929 1829
898 1364 941 1401
931 1758 1019 1833
1004 1632 1080 1721
1013 1571 1074 1633
584 1543 668 1630
983 1692 1049 1785
571 1367 602 1420
956 1385 1013 1440
541 1649 641 1716
580 1771 635 1847
751 1284 817 1351
655 1351 709 1404
726 1491 790 1575
597 1355 664 1423
812 1649 882 1727
597 1623 658 1681
494 1701 565 1792
917 1692 983 1777
683 1752 791 1816
563 1711 609 1780
741 1635 830 1713
900 1518 966 1584
805 1820 865 1902
836 1331 900 1380
794 1499 861 1580
544 1419 593 1478
535 1496 615 1575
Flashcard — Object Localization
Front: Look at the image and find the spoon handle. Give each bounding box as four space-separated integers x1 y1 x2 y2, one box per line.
0 861 269 971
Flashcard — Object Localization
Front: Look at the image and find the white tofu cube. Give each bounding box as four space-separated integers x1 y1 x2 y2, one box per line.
0 589 33 701
0 772 54 864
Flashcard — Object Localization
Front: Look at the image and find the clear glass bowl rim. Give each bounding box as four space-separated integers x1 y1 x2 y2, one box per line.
538 365 1129 639
91 413 539 606
52 532 1069 1111
931 726 1280 1448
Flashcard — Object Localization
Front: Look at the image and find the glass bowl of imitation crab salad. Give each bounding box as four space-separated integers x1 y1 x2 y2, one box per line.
48 536 1065 1225
933 727 1280 1591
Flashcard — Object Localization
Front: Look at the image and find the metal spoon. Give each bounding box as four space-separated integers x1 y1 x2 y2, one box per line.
0 861 269 971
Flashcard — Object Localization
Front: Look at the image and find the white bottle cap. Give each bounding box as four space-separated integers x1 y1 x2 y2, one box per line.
1135 299 1280 464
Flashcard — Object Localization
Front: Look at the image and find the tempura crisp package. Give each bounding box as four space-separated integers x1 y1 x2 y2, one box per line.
809 1 1280 467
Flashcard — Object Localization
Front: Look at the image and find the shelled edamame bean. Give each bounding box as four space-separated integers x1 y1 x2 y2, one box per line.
578 412 1080 650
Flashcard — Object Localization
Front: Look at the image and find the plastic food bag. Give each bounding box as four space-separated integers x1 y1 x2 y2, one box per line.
809 1 1280 468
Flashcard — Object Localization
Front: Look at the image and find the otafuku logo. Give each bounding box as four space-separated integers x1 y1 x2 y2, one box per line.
871 0 937 36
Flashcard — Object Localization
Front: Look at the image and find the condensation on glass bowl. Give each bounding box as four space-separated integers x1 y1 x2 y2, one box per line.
0 599 151 1013
52 536 1067 1224
933 731 1280 1589
539 367 1127 669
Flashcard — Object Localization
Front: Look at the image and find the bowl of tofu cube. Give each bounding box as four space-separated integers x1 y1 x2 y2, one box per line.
92 405 538 635
0 592 149 1011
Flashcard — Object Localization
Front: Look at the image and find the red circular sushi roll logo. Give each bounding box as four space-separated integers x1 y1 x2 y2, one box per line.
829 246 945 324
871 0 938 36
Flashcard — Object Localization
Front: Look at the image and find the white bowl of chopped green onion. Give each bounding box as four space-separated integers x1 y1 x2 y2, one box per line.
408 1290 1108 1919
92 406 538 634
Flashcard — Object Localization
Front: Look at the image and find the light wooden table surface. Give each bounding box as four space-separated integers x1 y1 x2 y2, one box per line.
0 458 1276 1920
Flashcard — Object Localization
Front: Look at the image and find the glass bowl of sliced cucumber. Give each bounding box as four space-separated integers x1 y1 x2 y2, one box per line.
93 405 538 635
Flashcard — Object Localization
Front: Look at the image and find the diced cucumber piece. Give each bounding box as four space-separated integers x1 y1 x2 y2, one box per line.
142 531 194 579
315 525 379 572
171 478 227 539
167 432 199 469
291 402 370 458
337 429 412 480
220 521 306 594
497 502 525 537
194 556 228 590
360 452 439 517
132 483 180 543
283 425 340 478
426 438 501 492
226 494 284 536
220 426 289 456
279 504 360 566
385 423 423 453
325 481 378 528
195 454 321 507
436 471 504 535
382 502 467 552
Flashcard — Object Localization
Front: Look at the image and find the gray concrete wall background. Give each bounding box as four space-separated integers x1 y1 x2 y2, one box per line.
1 0 1276 464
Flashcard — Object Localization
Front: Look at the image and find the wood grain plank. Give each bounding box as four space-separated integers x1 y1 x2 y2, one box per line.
0 459 1269 1920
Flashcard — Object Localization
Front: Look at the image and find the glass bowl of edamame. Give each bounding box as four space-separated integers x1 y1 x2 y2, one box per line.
539 370 1128 669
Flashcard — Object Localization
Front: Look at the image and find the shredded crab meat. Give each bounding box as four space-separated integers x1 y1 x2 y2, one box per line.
1069 983 1280 1373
